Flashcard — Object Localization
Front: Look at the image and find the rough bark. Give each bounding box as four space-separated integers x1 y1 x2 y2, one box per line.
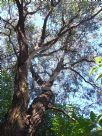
0 89 53 136
0 1 54 135
1 1 101 135
0 1 29 135
24 90 53 136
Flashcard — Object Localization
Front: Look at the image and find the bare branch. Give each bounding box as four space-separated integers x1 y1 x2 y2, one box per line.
30 62 44 86
40 46 64 57
60 8 102 36
39 9 52 45
15 0 21 8
25 0 31 6
68 67 100 88
0 17 15 30
8 31 18 57
24 6 43 18
0 30 18 58
70 58 94 67
48 104 76 121
29 8 102 60
47 56 64 86
50 0 61 7
46 8 102 47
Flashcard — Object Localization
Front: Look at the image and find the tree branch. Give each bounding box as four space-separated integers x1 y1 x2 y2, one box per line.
66 58 94 67
39 9 52 45
30 62 44 86
48 104 76 121
25 0 31 6
0 30 18 58
15 0 21 8
68 67 100 88
47 56 64 86
24 6 42 18
28 8 102 62
0 17 15 30
60 8 102 36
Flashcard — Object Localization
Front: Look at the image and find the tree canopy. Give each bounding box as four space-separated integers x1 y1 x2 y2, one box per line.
0 0 102 136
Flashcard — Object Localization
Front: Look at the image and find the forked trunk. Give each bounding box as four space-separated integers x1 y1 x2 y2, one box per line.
0 1 54 135
0 43 54 135
0 86 53 136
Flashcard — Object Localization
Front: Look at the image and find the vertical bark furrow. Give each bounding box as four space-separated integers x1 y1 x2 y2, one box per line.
24 90 53 136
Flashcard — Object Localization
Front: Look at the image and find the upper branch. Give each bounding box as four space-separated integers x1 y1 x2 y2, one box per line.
0 17 15 30
66 67 101 88
30 62 44 86
70 58 94 67
60 8 102 36
46 56 64 87
27 5 102 70
39 9 52 46
24 6 42 19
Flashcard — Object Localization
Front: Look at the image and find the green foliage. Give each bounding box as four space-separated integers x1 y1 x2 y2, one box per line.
96 73 102 81
95 57 102 65
99 119 102 127
97 114 102 127
90 111 96 122
6 41 14 54
51 113 95 136
89 67 98 76
89 56 102 81
52 109 102 136
35 110 56 136
91 114 102 136
0 70 13 121
35 105 102 136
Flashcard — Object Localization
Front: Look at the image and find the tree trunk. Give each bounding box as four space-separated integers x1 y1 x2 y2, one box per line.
0 88 53 136
0 19 54 136
0 1 54 135
2 63 29 136
24 90 53 136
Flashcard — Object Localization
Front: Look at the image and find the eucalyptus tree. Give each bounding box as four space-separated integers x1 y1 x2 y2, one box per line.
0 0 102 136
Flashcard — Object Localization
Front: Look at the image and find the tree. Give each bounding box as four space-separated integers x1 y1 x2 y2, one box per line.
0 0 102 136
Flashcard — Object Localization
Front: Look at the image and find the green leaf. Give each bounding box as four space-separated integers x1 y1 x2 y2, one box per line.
97 114 102 127
96 73 102 81
89 66 98 75
99 119 102 127
95 57 102 65
99 64 102 67
90 111 96 122
97 114 102 121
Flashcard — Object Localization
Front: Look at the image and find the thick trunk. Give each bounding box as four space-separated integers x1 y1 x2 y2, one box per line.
0 89 53 136
0 28 54 135
24 90 53 136
1 3 29 134
0 1 54 135
1 62 29 136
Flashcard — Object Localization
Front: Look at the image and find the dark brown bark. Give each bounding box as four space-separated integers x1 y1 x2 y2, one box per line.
0 1 28 135
0 1 54 135
0 89 53 136
24 90 53 136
